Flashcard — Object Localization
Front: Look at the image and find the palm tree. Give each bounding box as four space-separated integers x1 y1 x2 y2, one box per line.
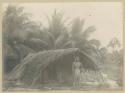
18 10 96 52
32 10 71 50
88 39 104 64
69 18 96 53
89 39 101 55
108 37 121 52
3 5 36 72
108 37 121 62
3 5 30 41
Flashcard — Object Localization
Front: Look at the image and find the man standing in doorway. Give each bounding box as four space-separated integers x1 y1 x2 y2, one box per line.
72 56 82 88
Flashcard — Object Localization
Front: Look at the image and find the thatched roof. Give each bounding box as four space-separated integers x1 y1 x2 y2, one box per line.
3 43 14 58
8 48 99 86
24 38 50 51
15 44 36 58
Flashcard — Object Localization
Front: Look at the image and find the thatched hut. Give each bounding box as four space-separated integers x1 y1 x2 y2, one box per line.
8 48 99 87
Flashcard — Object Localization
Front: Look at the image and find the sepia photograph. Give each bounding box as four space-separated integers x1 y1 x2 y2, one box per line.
2 2 123 91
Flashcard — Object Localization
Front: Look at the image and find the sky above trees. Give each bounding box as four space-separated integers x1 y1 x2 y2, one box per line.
2 2 123 48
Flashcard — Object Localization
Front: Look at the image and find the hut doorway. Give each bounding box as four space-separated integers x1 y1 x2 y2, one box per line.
42 63 57 84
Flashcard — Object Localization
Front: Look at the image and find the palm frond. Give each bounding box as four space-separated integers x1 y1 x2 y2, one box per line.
82 26 96 39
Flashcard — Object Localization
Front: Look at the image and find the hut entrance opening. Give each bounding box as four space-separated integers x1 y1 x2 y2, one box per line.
41 54 74 86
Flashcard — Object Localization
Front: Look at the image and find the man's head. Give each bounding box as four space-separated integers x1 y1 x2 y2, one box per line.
75 56 80 62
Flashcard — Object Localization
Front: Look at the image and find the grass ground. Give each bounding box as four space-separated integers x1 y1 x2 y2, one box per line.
3 80 122 91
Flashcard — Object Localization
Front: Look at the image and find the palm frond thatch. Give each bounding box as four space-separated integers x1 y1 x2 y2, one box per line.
9 48 99 86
